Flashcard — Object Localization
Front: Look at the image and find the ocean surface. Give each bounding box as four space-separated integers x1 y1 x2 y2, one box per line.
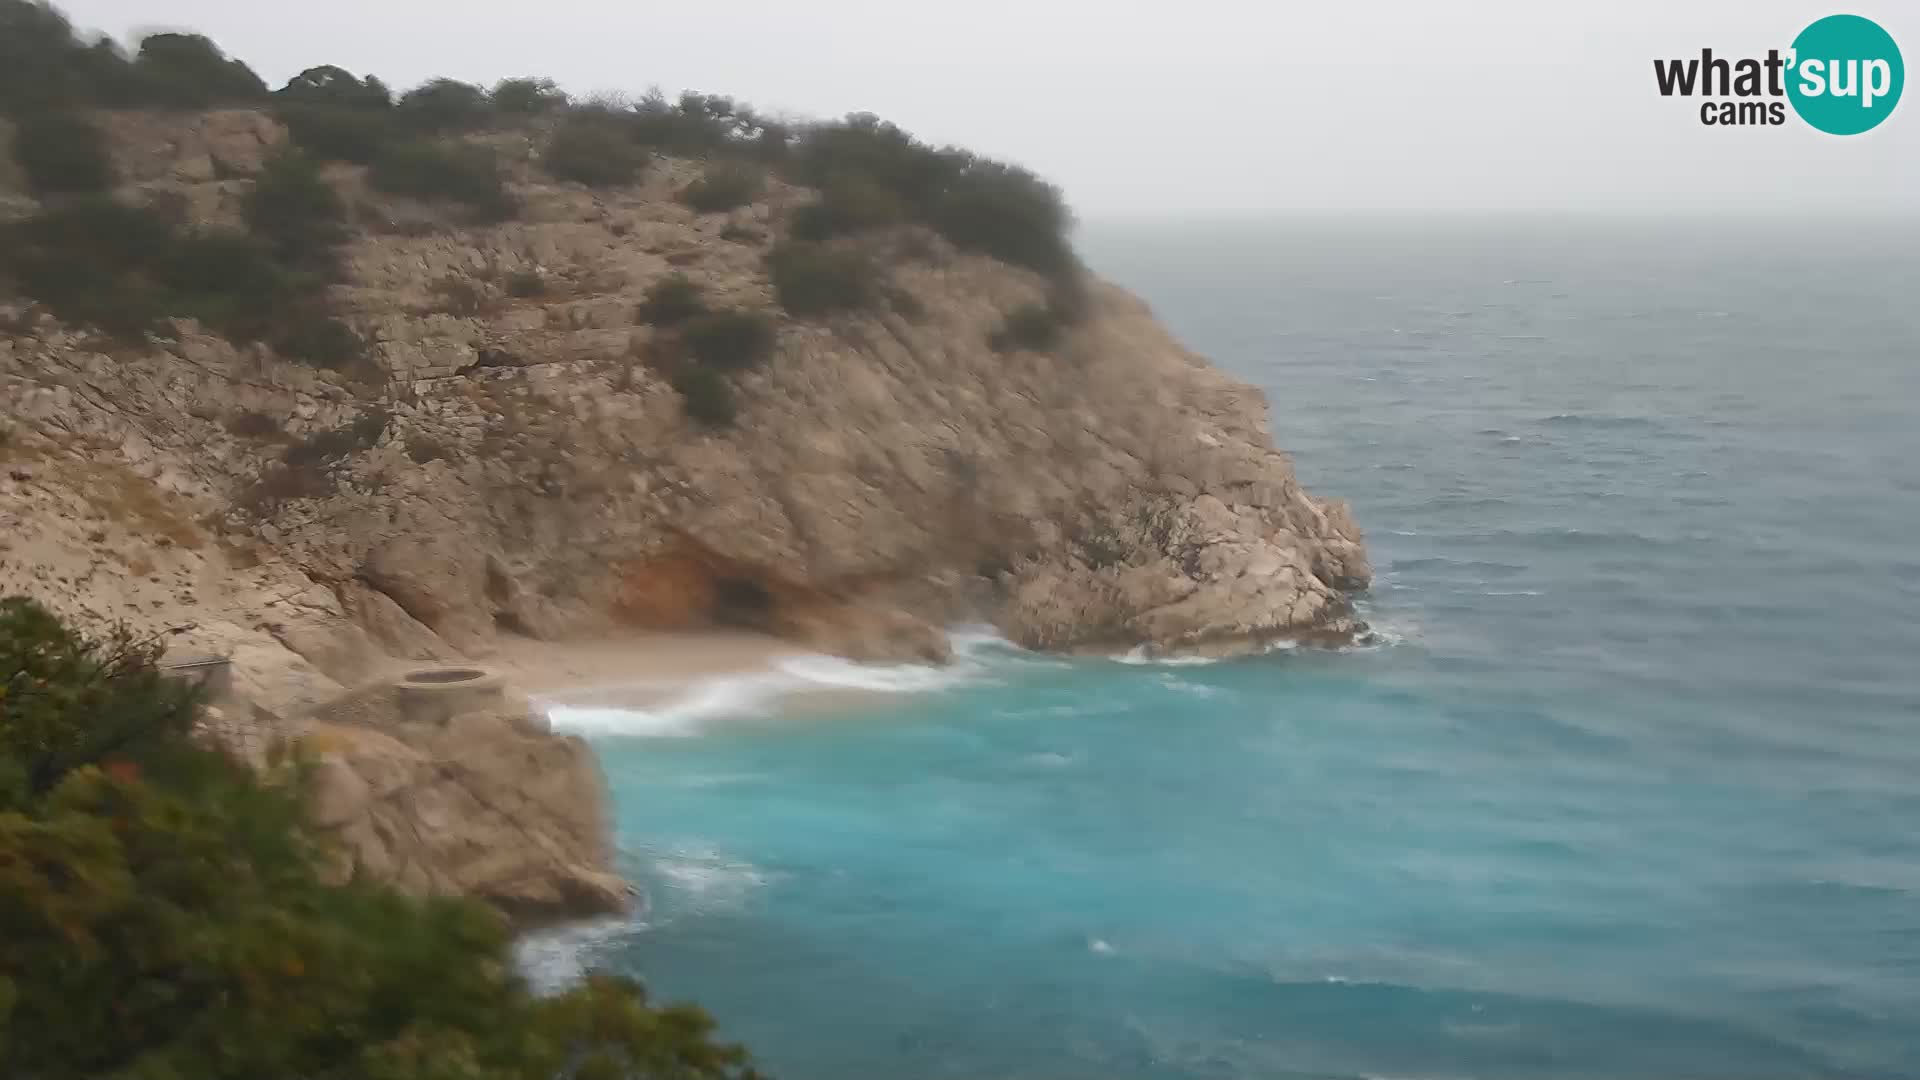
525 218 1920 1080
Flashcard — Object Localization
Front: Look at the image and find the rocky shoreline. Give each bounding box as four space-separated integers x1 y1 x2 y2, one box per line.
0 107 1368 920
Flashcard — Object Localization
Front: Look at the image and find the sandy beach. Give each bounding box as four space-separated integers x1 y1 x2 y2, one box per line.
489 630 809 697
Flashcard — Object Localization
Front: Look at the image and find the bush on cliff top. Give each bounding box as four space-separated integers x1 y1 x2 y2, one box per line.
128 31 268 108
1 8 269 114
277 64 393 109
0 596 766 1080
491 76 568 115
276 101 400 164
786 113 1076 279
395 76 491 134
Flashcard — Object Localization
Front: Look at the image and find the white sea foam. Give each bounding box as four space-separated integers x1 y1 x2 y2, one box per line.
1157 673 1225 698
514 915 633 994
544 625 1024 738
1111 645 1223 667
651 843 768 905
545 672 793 737
776 653 969 694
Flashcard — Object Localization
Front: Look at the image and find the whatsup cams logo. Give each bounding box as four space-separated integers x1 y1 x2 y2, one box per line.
1653 13 1904 133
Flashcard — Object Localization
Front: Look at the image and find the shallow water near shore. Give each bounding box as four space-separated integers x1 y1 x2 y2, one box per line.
524 218 1920 1080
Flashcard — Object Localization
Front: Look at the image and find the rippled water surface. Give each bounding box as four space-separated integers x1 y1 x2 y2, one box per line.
528 219 1920 1080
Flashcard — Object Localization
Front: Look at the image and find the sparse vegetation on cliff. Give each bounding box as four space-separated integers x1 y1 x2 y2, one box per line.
543 114 650 188
989 301 1065 353
244 148 347 267
672 364 739 428
768 241 878 316
367 138 516 221
10 110 113 195
638 273 707 326
0 0 1085 378
684 310 776 372
0 168 360 367
0 598 765 1080
681 163 763 213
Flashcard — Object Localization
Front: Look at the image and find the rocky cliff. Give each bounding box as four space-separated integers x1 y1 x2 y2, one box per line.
1 108 1368 916
3 110 1368 660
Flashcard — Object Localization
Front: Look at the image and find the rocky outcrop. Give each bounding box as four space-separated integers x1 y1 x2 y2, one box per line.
0 109 1367 663
302 677 628 926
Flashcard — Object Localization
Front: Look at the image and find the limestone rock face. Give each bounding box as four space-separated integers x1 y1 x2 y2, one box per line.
304 688 628 926
0 108 1369 668
1 107 1376 928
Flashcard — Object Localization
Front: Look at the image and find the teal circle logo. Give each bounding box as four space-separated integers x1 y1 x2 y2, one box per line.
1787 14 1904 134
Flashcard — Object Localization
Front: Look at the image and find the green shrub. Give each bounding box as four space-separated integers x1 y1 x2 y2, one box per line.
786 173 907 241
681 164 762 213
989 302 1063 353
0 596 197 799
430 274 486 315
0 197 178 338
672 365 737 428
682 310 774 372
786 114 1076 278
128 31 267 108
767 241 876 317
490 76 567 115
0 0 123 112
505 269 545 297
542 116 648 188
933 156 1075 276
637 273 705 326
243 148 346 267
0 598 765 1079
268 308 364 369
276 64 392 108
275 102 399 163
628 89 733 154
11 110 115 195
152 226 287 335
368 139 515 220
0 194 363 361
395 77 490 133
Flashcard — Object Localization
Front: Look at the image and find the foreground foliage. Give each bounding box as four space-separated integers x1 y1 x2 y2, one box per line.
0 596 765 1079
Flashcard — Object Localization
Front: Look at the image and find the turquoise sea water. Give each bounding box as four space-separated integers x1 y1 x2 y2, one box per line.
527 219 1920 1080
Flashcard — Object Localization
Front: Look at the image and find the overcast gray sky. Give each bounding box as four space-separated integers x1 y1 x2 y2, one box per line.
52 0 1920 218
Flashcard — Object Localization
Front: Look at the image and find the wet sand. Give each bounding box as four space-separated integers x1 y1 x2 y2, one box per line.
490 631 804 695
489 631 906 720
